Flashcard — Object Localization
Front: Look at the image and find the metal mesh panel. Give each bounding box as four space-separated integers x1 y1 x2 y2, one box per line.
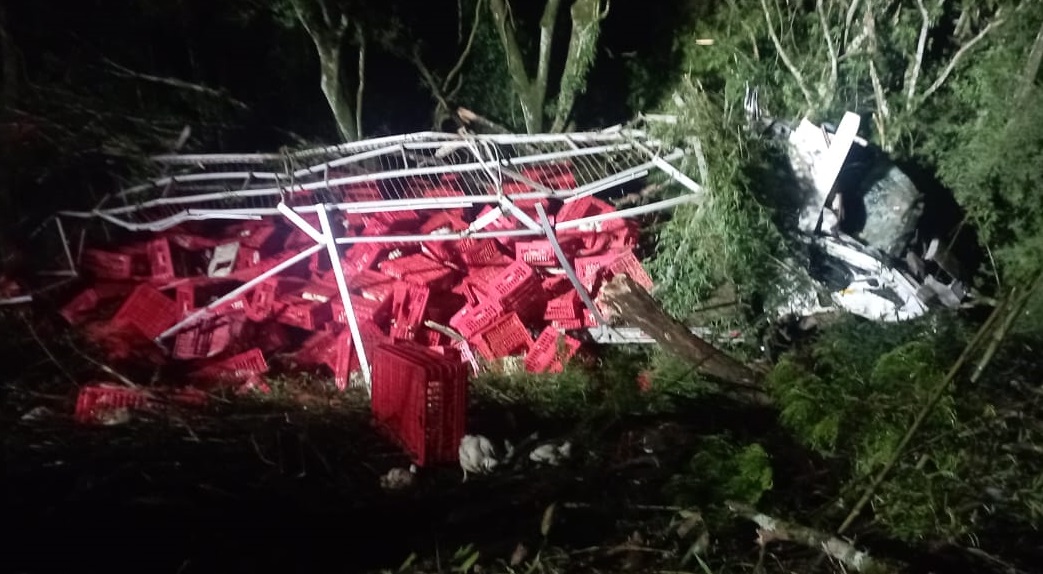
60 130 685 233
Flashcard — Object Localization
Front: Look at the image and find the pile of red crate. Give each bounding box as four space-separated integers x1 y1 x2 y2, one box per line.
58 164 655 395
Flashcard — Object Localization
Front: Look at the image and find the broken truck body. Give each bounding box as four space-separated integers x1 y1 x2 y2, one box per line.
755 103 970 323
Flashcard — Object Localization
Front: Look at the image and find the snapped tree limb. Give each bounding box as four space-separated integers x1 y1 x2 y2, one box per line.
599 274 769 405
727 501 893 574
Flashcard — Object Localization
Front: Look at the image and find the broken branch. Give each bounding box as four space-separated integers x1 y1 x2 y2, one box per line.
599 274 768 404
759 0 815 110
921 11 1006 101
727 501 891 574
101 57 248 111
905 0 930 106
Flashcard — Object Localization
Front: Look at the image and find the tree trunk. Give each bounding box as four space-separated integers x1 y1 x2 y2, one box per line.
290 0 359 142
317 45 358 142
550 0 602 133
599 274 771 406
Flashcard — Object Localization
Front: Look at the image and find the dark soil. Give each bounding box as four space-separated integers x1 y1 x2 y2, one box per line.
0 388 718 574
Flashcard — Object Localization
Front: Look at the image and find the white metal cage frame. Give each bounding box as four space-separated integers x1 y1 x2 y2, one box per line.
55 128 705 394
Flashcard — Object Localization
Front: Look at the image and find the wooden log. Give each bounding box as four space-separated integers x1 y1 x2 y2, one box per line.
599 274 771 406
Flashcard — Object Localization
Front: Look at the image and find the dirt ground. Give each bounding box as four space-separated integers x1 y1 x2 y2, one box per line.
2 382 761 574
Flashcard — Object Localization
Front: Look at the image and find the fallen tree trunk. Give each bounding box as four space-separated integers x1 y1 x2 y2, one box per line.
599 274 771 406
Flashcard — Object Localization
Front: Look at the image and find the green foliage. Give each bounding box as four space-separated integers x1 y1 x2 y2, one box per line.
666 435 774 507
454 13 523 129
921 6 1043 289
471 363 594 418
644 81 788 318
765 315 1002 541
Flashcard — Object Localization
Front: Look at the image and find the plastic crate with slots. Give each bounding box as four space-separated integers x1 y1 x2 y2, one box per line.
449 299 503 339
74 384 155 423
112 284 180 340
82 249 134 280
468 312 533 360
514 237 582 267
525 326 582 373
370 343 467 467
147 238 175 281
60 288 100 324
191 348 268 385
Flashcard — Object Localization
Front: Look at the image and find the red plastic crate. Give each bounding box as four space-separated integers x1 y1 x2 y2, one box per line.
489 261 546 316
347 269 397 301
556 195 615 222
514 237 582 267
236 223 280 251
522 163 575 189
544 292 580 320
391 283 430 330
174 283 194 314
370 342 467 466
82 249 133 279
60 288 100 324
458 240 510 267
112 284 180 340
378 253 444 279
291 330 339 367
173 315 240 359
469 312 534 360
146 239 175 281
489 261 537 300
525 326 582 373
448 299 503 339
247 279 279 321
332 329 357 390
399 267 458 292
165 232 217 251
331 294 392 327
550 318 584 331
541 275 573 298
274 298 332 331
605 249 654 290
192 348 269 385
343 243 389 273
474 205 521 248
74 384 155 424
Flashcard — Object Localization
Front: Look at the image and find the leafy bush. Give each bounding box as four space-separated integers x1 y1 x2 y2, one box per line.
643 80 789 319
666 434 774 507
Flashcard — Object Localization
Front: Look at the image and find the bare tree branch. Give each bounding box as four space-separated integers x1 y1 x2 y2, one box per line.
535 0 563 107
727 502 892 574
355 22 365 140
842 0 862 50
1014 14 1043 106
444 0 486 92
100 57 248 111
816 0 839 100
921 10 1006 101
760 0 815 110
905 0 931 106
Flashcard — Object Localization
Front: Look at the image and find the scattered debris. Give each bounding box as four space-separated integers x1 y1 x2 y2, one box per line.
379 464 418 491
72 382 207 426
459 434 500 481
529 440 572 466
20 406 55 421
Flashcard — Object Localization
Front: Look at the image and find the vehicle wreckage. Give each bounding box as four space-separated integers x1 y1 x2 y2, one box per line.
741 88 972 325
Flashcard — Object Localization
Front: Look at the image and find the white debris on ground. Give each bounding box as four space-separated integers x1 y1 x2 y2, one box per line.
379 464 418 491
529 441 572 466
20 406 54 421
459 434 499 482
